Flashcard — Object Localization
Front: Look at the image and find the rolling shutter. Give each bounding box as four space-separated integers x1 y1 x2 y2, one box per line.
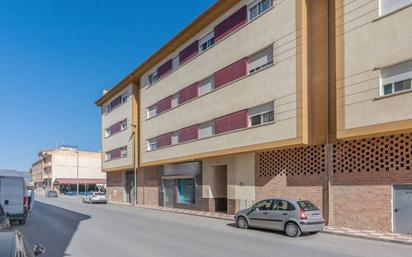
215 110 248 134
178 82 199 104
214 58 248 88
214 6 247 42
156 96 172 114
179 41 199 65
179 125 199 143
157 133 172 148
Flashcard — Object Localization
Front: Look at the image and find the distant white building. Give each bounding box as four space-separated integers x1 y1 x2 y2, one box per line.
31 146 105 194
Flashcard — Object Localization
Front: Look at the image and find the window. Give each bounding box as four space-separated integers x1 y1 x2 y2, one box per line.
104 128 111 138
120 146 127 158
248 46 273 73
199 121 214 139
171 94 179 108
177 178 195 204
248 102 274 126
380 0 412 16
105 152 110 161
380 60 412 96
121 94 128 103
105 105 110 114
199 77 214 96
148 71 158 85
147 105 157 119
253 200 273 211
297 201 320 211
120 119 127 130
172 56 180 71
147 138 157 151
273 200 295 211
249 0 272 20
199 32 215 52
172 132 179 145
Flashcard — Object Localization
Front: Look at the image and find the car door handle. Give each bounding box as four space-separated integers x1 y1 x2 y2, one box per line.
282 213 288 216
263 212 268 215
394 208 399 213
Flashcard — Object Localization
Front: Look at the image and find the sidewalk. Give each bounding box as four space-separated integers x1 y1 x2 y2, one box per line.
131 204 412 245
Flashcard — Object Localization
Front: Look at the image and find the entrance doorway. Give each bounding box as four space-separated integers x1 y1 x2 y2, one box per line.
163 179 176 208
393 185 412 234
125 171 135 204
213 166 227 213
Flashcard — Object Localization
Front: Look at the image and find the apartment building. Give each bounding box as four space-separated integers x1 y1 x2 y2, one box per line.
31 146 105 194
95 0 412 234
98 83 139 203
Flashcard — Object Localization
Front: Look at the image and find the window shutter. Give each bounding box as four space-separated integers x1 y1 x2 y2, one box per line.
199 77 214 96
178 82 199 104
179 125 199 143
109 148 122 159
214 58 248 88
157 59 173 78
215 110 247 134
110 95 122 109
214 6 247 42
179 40 199 65
157 133 172 148
156 96 172 114
248 46 273 72
199 121 214 138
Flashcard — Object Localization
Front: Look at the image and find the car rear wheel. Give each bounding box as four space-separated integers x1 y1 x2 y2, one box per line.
236 216 248 229
285 222 301 237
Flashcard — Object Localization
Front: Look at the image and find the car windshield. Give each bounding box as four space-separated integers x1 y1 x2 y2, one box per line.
297 201 319 211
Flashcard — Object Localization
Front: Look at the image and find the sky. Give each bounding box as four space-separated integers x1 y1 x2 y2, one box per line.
0 0 216 171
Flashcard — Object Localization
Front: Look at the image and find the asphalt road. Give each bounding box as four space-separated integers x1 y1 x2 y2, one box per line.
12 196 412 257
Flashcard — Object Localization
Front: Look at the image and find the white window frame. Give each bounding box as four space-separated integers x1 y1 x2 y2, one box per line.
147 139 157 151
248 0 273 21
147 105 157 119
172 132 180 145
121 94 128 103
105 152 111 161
171 94 179 108
199 76 215 96
148 71 158 86
104 128 111 138
199 32 215 52
248 46 274 74
121 146 127 158
172 56 180 71
380 65 412 96
248 102 275 127
120 119 128 130
379 0 412 16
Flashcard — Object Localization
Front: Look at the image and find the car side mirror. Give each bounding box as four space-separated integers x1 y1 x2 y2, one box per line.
33 244 46 256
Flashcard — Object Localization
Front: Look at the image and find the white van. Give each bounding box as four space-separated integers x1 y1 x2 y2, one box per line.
0 176 28 224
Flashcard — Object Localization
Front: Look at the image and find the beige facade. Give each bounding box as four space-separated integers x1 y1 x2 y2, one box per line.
101 84 137 171
31 147 104 192
337 0 412 139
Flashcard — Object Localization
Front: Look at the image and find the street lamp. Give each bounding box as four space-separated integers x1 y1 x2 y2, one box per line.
131 124 137 205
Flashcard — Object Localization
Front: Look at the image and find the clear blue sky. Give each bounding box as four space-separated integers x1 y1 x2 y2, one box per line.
0 0 215 171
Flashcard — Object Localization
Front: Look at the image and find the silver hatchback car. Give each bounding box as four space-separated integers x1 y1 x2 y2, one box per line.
234 198 324 237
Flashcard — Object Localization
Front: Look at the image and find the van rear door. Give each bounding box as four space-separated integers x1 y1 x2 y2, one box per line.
0 177 24 215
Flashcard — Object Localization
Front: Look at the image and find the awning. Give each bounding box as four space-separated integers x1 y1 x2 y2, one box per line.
53 178 106 185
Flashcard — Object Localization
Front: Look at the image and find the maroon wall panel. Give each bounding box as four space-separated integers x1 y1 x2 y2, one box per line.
109 148 122 159
214 58 248 88
229 110 248 131
157 59 173 78
156 96 172 114
157 133 172 148
179 40 199 65
110 121 122 135
214 6 247 42
179 125 199 143
215 110 248 134
178 82 199 104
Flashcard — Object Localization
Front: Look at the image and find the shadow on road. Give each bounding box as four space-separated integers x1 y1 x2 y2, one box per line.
226 222 314 237
14 200 90 257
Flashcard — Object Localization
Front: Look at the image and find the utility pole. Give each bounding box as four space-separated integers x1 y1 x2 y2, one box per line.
76 150 79 198
132 124 137 205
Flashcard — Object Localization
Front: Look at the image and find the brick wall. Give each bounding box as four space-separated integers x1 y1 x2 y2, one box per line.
255 145 326 212
331 185 392 232
106 171 124 203
137 167 161 206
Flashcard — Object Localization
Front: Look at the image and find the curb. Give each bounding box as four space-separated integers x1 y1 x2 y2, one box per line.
321 230 412 246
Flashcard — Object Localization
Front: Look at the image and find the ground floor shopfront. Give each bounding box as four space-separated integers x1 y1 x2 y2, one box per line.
105 132 412 234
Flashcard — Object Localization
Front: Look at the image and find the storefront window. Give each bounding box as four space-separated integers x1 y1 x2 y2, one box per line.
177 178 195 204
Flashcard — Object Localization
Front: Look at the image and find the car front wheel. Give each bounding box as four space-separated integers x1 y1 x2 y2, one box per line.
236 216 248 229
285 222 301 237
